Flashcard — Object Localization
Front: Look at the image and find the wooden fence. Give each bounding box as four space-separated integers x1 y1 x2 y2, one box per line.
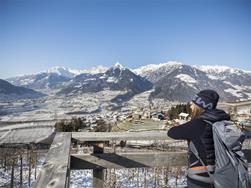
33 131 251 188
33 131 189 188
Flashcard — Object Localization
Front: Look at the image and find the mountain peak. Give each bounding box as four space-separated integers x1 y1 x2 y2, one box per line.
45 66 77 78
47 66 67 73
113 62 125 70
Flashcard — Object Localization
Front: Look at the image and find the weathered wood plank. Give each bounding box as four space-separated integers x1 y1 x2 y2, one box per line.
72 131 169 142
71 149 251 170
71 151 187 170
93 143 104 188
0 127 54 145
33 132 72 188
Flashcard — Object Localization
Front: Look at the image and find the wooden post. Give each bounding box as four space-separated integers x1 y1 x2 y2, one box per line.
33 132 72 188
93 142 104 188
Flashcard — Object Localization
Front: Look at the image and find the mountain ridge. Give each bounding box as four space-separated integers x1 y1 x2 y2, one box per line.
0 79 46 102
5 62 251 102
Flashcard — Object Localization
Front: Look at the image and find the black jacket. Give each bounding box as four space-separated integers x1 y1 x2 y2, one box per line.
168 109 230 167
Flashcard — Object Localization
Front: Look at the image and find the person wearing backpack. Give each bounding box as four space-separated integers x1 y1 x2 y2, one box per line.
168 90 236 188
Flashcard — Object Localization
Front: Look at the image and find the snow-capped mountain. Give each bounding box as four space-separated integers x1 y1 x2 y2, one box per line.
0 79 46 102
134 62 251 102
46 66 82 78
5 62 251 102
133 61 184 83
194 65 251 86
7 66 108 91
7 72 71 90
57 63 153 102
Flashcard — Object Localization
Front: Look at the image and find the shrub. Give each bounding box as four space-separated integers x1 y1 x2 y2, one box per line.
93 118 112 132
55 118 85 132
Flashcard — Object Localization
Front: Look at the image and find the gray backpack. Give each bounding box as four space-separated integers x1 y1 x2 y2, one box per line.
189 120 250 188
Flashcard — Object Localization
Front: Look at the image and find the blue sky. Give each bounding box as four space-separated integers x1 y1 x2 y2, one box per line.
0 0 250 78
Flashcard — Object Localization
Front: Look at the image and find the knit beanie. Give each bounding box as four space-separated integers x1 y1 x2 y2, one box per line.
192 90 219 110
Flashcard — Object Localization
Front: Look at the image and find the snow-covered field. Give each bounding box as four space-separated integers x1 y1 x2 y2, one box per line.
0 88 174 124
0 90 133 122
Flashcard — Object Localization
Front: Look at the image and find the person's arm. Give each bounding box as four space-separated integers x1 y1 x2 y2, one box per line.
167 119 203 140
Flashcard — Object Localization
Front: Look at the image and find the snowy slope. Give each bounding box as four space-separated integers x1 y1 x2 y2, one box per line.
57 63 153 103
7 66 108 90
0 79 46 102
134 62 251 102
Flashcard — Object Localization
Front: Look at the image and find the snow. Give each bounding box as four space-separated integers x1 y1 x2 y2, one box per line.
113 62 125 70
107 77 118 83
99 75 108 79
223 81 251 99
224 88 244 98
0 152 46 188
207 74 221 80
8 65 109 82
46 66 108 77
85 78 96 81
70 168 187 188
83 65 108 74
194 65 251 75
133 61 182 75
0 89 130 122
46 66 80 78
20 78 35 85
175 74 197 84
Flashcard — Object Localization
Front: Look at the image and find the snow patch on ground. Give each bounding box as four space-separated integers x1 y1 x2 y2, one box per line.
207 75 220 80
175 74 197 84
70 168 187 188
107 77 118 83
224 88 244 98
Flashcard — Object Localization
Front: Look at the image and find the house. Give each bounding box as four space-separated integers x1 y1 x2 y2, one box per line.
142 110 151 119
179 112 189 120
133 111 143 120
151 112 165 121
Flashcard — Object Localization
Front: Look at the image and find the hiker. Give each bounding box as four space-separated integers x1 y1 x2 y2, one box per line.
167 90 230 188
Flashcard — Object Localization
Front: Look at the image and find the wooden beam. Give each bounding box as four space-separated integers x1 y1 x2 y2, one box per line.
93 142 104 188
71 149 251 170
72 131 169 142
33 132 72 188
71 151 187 170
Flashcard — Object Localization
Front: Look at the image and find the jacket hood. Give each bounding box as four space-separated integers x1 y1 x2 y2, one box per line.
199 109 230 122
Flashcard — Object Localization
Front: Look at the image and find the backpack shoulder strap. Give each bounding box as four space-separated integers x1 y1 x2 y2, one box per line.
188 141 214 184
203 119 214 125
189 142 206 167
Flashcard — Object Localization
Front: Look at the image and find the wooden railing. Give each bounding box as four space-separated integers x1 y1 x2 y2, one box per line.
33 131 251 188
33 131 189 188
